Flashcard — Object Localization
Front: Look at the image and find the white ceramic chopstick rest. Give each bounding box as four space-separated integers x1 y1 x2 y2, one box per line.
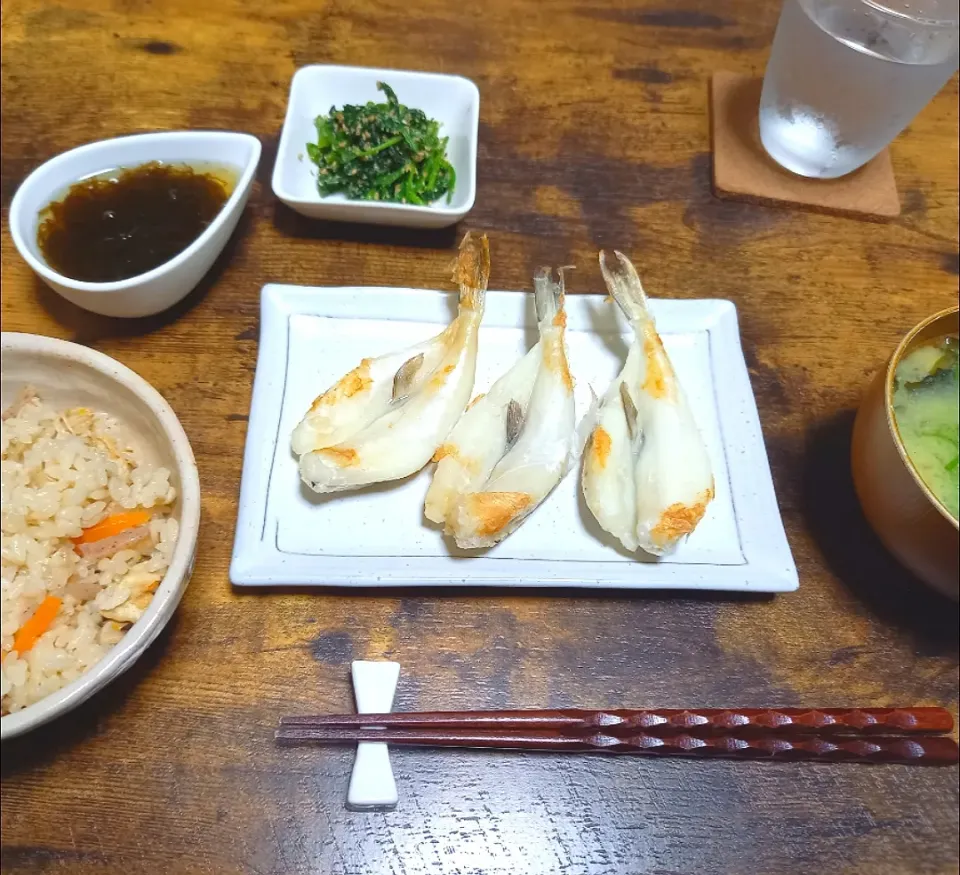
346 660 401 810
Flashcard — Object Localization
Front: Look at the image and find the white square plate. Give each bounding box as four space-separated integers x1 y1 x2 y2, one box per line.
272 66 479 228
231 285 797 592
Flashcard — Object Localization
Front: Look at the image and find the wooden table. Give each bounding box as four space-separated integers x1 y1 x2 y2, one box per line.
2 1 958 872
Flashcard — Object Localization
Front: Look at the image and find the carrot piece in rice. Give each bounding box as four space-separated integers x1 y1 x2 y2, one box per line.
72 510 151 545
12 596 63 654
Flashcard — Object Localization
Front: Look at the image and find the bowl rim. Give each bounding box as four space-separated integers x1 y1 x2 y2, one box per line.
8 130 261 296
272 63 479 216
0 332 202 739
884 304 960 531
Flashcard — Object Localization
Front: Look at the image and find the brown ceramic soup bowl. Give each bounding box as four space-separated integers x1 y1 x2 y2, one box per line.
851 306 959 600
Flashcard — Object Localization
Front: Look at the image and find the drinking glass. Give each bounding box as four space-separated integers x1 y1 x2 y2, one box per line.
759 0 959 179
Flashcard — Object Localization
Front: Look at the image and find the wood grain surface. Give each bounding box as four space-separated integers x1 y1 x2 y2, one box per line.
1 0 958 873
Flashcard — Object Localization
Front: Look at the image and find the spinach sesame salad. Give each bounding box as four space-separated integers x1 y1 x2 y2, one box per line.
305 82 456 206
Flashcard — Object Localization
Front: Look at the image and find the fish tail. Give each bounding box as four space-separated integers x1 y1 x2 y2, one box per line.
599 250 650 324
535 267 574 391
451 232 490 313
533 266 566 325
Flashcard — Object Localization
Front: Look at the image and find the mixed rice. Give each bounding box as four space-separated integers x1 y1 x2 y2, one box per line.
1 390 178 715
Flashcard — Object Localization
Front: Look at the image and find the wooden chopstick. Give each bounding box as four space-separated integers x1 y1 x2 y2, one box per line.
279 707 955 737
275 726 960 765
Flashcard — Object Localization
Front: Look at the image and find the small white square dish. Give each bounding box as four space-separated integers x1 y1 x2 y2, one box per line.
272 66 479 228
230 285 798 593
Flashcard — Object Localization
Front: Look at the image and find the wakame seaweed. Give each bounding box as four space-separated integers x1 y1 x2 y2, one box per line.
306 82 456 205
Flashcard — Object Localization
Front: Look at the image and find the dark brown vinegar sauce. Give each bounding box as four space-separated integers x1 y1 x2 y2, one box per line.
36 161 237 282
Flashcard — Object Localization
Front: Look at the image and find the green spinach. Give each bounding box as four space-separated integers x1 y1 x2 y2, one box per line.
306 82 456 205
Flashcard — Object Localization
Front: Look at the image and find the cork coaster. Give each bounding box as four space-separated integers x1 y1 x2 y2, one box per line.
710 71 900 221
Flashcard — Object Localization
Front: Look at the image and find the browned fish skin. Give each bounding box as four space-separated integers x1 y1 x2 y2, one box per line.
460 491 533 538
649 486 715 548
309 359 373 412
588 426 612 470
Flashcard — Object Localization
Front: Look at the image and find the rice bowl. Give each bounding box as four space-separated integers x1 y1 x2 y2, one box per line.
0 333 200 739
2 394 179 713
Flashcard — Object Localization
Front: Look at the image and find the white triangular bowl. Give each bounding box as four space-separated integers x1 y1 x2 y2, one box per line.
9 131 261 318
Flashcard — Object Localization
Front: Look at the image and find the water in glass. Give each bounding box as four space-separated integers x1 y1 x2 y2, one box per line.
760 0 959 178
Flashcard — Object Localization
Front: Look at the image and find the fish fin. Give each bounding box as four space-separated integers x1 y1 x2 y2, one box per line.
619 381 640 441
505 398 524 450
451 232 489 312
557 265 574 310
533 267 565 324
392 352 425 402
599 250 650 324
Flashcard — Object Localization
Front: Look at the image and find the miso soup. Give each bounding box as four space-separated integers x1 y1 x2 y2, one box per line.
891 333 959 519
